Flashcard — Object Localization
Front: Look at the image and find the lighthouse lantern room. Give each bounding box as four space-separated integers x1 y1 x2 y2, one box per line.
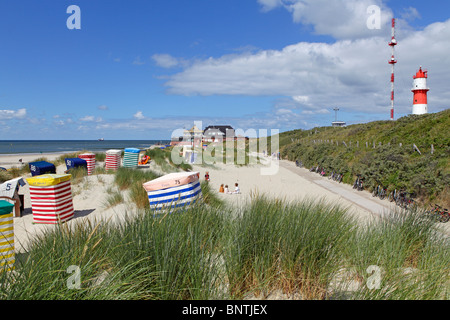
412 66 429 115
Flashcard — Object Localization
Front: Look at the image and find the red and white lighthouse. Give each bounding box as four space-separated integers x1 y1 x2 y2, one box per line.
412 66 429 115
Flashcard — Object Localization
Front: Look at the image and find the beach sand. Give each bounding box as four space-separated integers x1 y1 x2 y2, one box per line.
2 151 448 254
0 153 63 169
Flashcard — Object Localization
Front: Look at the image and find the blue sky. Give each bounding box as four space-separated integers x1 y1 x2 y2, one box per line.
0 0 449 140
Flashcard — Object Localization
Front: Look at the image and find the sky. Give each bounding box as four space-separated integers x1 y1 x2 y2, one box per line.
0 0 449 140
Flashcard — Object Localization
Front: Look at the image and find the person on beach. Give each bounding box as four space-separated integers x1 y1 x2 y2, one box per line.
219 184 224 193
224 185 230 194
233 183 240 194
205 172 210 182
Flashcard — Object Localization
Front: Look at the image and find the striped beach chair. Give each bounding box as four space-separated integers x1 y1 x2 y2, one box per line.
0 200 15 272
78 153 96 175
143 172 202 213
123 148 140 168
65 158 88 172
105 149 122 171
27 174 74 224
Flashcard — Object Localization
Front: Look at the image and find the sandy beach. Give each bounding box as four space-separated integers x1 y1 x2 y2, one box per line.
1 151 448 254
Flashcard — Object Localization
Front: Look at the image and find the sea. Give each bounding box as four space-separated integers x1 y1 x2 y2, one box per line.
0 140 171 155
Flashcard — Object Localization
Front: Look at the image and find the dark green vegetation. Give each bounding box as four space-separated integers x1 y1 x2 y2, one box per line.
279 109 450 207
146 147 193 172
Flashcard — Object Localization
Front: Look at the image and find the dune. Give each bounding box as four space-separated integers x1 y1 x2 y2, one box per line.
1 151 447 254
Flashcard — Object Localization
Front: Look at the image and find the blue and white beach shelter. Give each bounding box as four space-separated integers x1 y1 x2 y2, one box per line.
65 158 87 171
123 148 140 168
29 161 56 177
142 172 202 213
184 151 199 164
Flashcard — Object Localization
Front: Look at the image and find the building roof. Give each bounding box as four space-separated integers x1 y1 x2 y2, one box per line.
203 125 234 134
332 121 346 127
184 125 203 135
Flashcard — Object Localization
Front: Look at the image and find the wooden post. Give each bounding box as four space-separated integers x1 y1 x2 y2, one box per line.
431 144 434 154
413 144 422 155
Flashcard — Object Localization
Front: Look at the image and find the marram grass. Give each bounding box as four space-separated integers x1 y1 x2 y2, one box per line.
0 190 448 300
223 196 357 299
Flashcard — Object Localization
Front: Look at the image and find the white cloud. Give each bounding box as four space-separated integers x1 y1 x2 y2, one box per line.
292 95 310 104
133 111 145 120
161 18 450 117
401 7 421 22
275 108 294 115
0 108 27 120
152 54 179 68
97 104 108 110
258 0 393 40
80 115 103 122
80 115 95 122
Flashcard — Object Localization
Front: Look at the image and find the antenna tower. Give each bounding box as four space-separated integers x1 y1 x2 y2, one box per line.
388 18 397 120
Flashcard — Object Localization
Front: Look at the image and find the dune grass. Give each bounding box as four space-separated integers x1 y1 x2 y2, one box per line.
113 167 161 208
114 168 160 191
223 196 357 299
95 153 106 162
1 204 226 300
200 181 225 208
103 187 125 209
346 208 450 299
1 184 448 300
0 170 13 183
1 219 158 299
54 152 83 166
146 147 193 172
68 167 88 185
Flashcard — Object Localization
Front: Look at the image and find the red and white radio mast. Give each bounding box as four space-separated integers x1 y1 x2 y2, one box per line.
388 18 397 120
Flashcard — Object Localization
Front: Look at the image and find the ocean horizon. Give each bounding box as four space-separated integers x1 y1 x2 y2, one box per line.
0 140 171 155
